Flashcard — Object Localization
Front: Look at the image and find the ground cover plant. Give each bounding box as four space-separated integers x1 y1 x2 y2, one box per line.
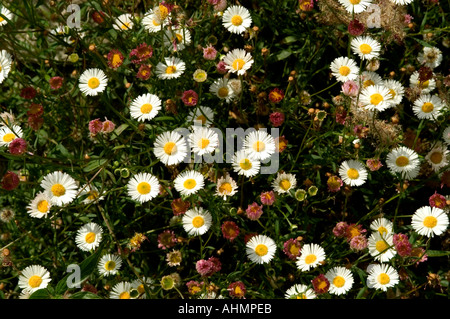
0 0 449 300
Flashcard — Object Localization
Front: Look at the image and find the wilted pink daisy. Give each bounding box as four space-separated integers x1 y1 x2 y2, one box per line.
1 171 19 191
345 223 367 242
28 115 44 131
341 80 359 96
181 90 198 106
171 198 190 216
283 237 302 260
221 221 240 241
411 247 428 264
349 235 368 251
102 118 115 133
246 202 263 220
20 87 37 99
203 44 218 60
157 230 177 250
327 175 343 192
89 118 103 136
311 274 330 295
27 103 44 118
228 281 246 299
366 158 383 171
332 221 348 238
268 88 284 103
9 138 27 155
107 49 124 69
49 76 64 90
348 19 365 36
429 192 447 209
130 43 153 64
136 64 152 80
186 280 203 295
275 136 288 153
216 60 227 74
260 190 276 205
393 233 412 257
196 257 221 277
269 112 285 127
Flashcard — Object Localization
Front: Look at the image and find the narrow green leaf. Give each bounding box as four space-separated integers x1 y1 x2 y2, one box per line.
69 291 103 299
83 159 108 172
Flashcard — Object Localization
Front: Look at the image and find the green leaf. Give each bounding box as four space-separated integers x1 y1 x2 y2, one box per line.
29 288 53 299
110 123 129 141
426 250 450 257
83 159 108 172
276 50 292 61
57 143 74 159
69 291 103 299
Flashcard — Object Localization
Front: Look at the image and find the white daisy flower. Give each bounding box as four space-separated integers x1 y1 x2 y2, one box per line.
110 281 133 299
366 263 399 292
425 142 449 172
189 126 219 156
18 265 51 294
338 0 373 14
209 77 236 103
296 243 326 272
383 79 405 106
40 171 78 206
389 0 413 5
232 150 261 178
0 50 12 84
78 68 108 96
26 192 52 219
272 172 297 194
386 146 420 180
330 56 359 83
98 254 123 276
284 284 316 299
174 170 205 196
246 234 277 264
443 126 450 146
243 130 276 161
412 94 444 121
215 174 238 200
75 222 103 252
79 184 104 204
368 232 396 263
0 6 13 26
359 84 393 112
409 70 436 94
222 5 252 34
131 277 154 298
127 172 160 203
417 46 443 69
187 106 214 127
411 206 449 238
351 36 381 60
163 27 191 51
370 217 394 236
325 267 354 296
223 48 254 75
358 71 383 89
142 9 168 33
155 57 186 80
113 13 134 31
182 207 212 236
130 93 161 122
338 159 368 187
153 130 188 166
0 124 23 147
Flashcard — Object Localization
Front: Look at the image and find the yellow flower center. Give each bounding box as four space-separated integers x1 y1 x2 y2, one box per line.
119 291 131 299
360 44 372 55
137 182 151 195
28 275 43 288
165 66 176 74
339 66 351 76
87 191 99 201
51 183 66 197
219 182 232 194
231 15 243 26
363 79 375 88
2 133 15 143
419 80 429 89
253 140 265 152
389 89 396 98
375 240 389 253
429 151 443 164
255 244 268 256
183 178 197 190
370 93 384 106
421 102 434 113
121 22 131 30
163 141 177 155
196 115 207 125
218 87 229 98
140 103 153 114
175 33 183 43
289 245 300 256
333 276 345 288
37 200 49 213
198 138 210 149
378 226 388 235
280 179 291 191
378 273 390 285
88 77 100 89
239 158 252 170
349 0 361 4
137 284 145 294
423 216 437 228
159 5 169 20
104 260 116 271
347 168 359 180
234 285 242 295
395 156 409 167
296 294 307 299
111 53 122 67
304 254 317 265
232 58 245 70
192 216 204 228
152 19 161 26
0 17 3 23
85 232 96 244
